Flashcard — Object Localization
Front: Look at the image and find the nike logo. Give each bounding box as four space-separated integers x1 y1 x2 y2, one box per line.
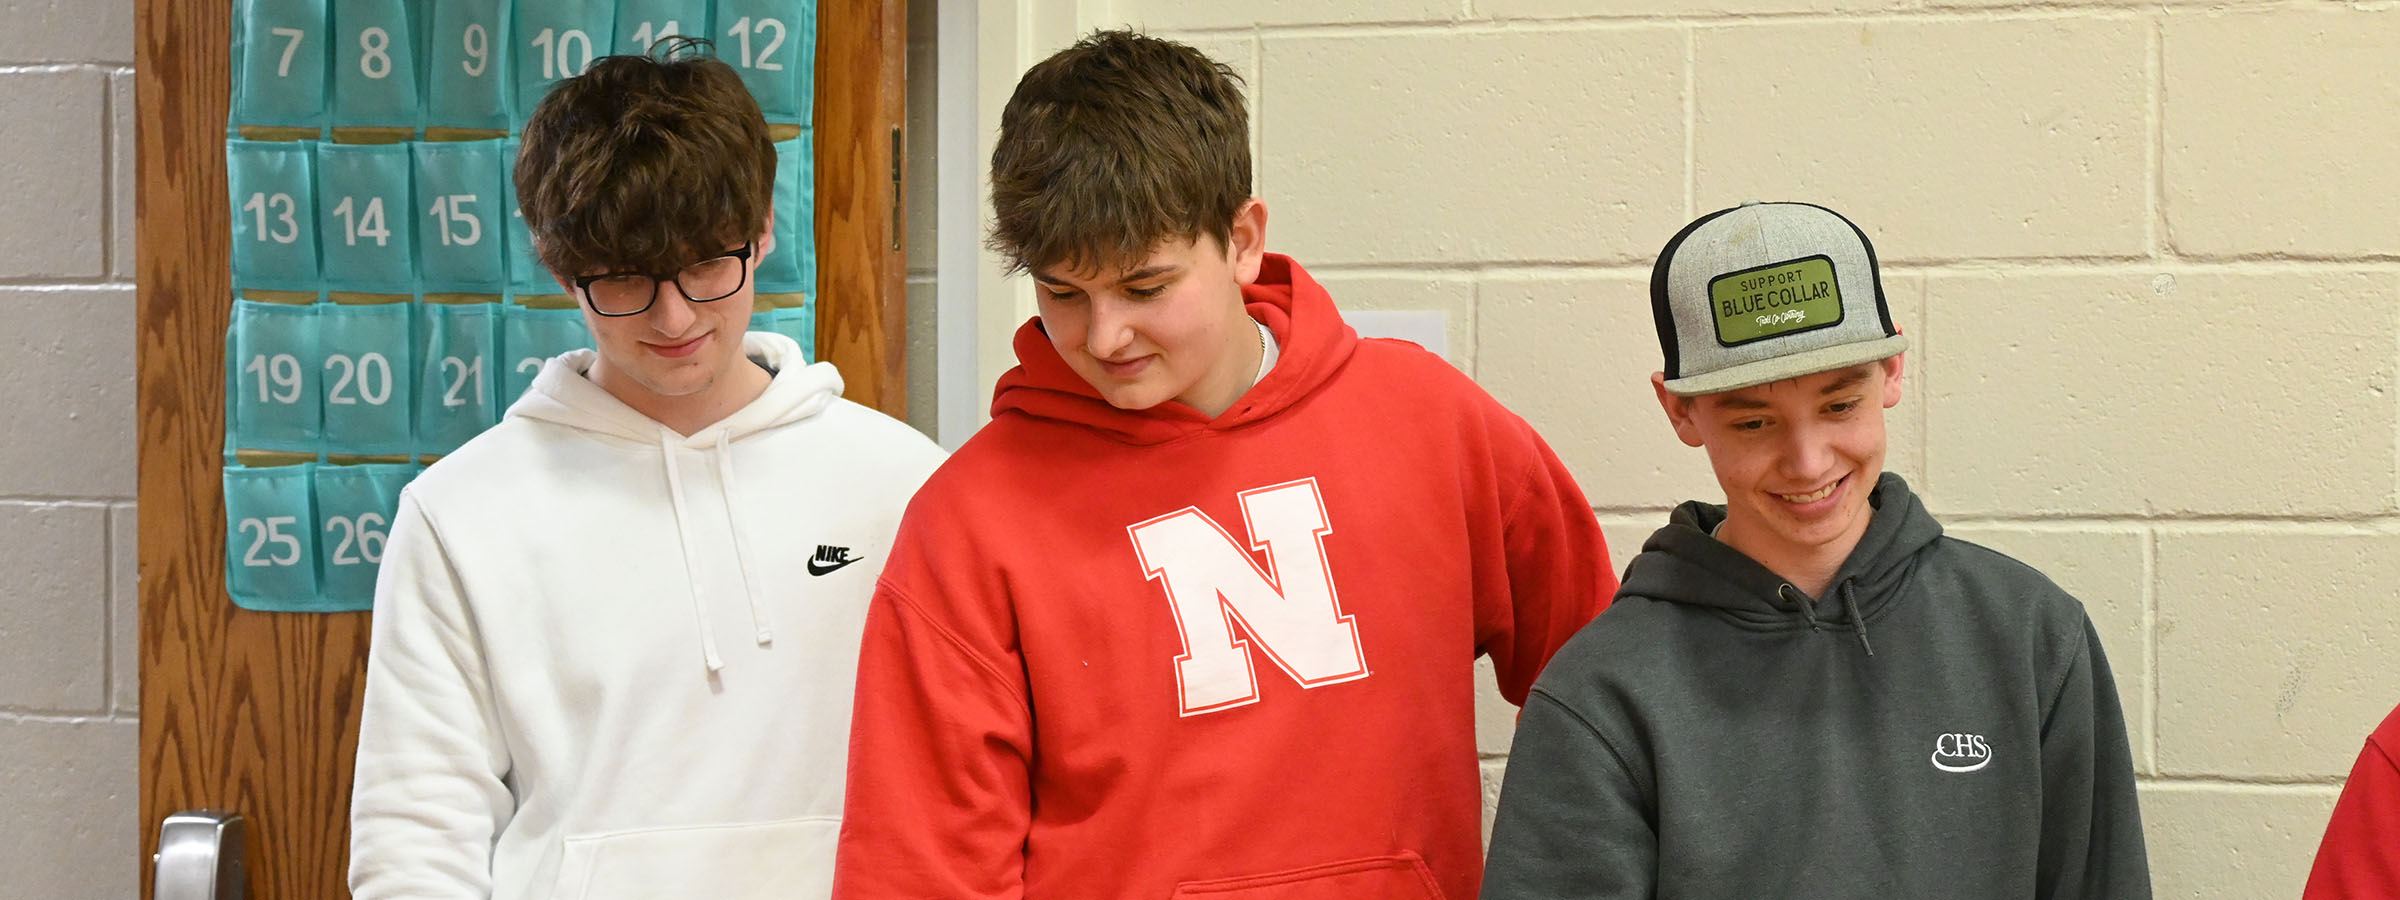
807 544 861 577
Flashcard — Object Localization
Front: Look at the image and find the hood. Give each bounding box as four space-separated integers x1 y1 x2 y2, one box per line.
1616 472 1943 657
988 253 1359 445
504 330 842 674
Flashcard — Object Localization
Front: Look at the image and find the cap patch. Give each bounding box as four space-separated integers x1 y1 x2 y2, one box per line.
1709 255 1844 346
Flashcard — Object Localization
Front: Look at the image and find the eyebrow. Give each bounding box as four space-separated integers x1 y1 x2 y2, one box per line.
1029 264 1180 287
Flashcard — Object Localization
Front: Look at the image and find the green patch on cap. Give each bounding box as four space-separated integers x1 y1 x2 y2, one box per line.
1709 255 1844 346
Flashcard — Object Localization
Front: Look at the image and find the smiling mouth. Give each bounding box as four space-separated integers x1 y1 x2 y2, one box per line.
1776 477 1842 504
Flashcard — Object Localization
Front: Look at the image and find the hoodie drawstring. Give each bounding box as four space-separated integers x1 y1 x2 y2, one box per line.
1780 581 1874 657
713 430 775 647
1839 580 1875 657
1779 583 1824 632
660 432 726 673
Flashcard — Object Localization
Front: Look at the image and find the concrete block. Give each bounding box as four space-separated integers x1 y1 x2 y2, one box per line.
2156 532 2400 779
1263 29 1685 265
2140 783 2340 900
905 278 936 438
1113 0 1454 31
905 34 935 276
1481 757 1508 846
1476 656 1515 757
0 0 132 63
1318 274 1475 373
1944 526 2150 773
0 503 107 713
1486 0 1908 16
1598 514 1665 578
109 504 134 714
0 718 137 899
1695 19 2148 261
111 71 132 281
1923 271 2395 518
1479 273 1922 511
1478 274 1715 510
0 290 136 498
2164 9 2400 257
0 70 106 278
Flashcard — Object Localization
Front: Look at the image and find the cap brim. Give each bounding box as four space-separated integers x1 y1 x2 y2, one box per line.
1662 334 1909 397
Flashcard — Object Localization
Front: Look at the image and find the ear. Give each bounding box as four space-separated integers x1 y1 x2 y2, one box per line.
756 209 776 259
1229 198 1268 285
1879 352 1906 409
1653 372 1705 448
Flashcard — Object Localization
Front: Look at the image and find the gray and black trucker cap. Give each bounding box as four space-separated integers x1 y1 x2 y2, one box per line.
1650 201 1908 396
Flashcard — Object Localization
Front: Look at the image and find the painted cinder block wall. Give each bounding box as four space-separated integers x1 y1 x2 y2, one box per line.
10 0 2392 895
981 1 2400 896
0 0 140 896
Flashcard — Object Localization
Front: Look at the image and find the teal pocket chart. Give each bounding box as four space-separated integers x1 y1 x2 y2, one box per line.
220 0 820 612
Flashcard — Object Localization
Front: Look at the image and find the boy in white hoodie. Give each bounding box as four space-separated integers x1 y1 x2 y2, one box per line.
347 40 944 899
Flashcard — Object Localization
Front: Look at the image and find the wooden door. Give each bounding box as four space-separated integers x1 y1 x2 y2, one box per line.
135 2 910 896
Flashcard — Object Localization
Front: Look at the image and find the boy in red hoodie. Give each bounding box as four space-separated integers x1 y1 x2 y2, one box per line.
832 30 1616 900
2305 700 2400 898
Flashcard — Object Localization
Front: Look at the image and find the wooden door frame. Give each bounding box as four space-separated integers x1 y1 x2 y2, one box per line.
134 3 908 896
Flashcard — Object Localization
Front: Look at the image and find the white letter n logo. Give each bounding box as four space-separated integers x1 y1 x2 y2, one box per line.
1127 478 1369 717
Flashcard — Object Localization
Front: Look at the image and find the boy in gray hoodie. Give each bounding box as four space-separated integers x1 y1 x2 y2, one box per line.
1481 201 2151 899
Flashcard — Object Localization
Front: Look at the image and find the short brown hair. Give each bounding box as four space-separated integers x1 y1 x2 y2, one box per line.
989 30 1251 275
515 38 776 278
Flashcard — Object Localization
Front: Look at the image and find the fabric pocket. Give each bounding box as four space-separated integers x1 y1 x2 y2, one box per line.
759 304 813 364
613 0 709 55
756 133 814 295
499 303 591 405
228 141 322 293
327 0 423 138
423 0 510 134
1169 852 1447 900
317 300 416 457
501 138 557 294
230 299 324 455
546 816 839 900
413 139 510 294
708 0 815 127
416 300 501 455
224 463 322 612
312 462 417 611
231 0 329 135
511 0 616 127
315 142 418 295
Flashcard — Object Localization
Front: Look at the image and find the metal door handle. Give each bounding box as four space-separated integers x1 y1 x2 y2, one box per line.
154 810 246 900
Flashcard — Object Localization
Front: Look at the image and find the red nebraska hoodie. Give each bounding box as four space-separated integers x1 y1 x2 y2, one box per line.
832 254 1615 899
2306 701 2400 898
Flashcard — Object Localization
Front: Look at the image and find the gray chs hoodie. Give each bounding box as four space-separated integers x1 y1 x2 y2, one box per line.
1481 474 2150 899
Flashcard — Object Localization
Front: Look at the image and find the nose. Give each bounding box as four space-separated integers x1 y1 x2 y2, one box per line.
1776 418 1836 482
1084 294 1136 360
645 278 699 335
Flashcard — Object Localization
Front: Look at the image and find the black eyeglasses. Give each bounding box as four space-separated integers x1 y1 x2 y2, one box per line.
573 243 755 317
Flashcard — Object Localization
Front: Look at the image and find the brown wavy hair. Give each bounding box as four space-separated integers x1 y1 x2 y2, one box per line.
989 30 1251 276
515 37 776 278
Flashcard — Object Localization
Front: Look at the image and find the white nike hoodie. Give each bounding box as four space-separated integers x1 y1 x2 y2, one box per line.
348 332 944 900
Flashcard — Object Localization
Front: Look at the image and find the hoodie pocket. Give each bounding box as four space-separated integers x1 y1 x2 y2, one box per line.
547 816 839 900
1170 852 1447 900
